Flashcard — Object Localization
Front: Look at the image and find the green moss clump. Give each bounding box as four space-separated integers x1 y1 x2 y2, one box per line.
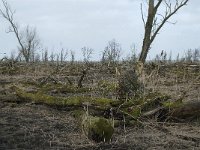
82 116 114 142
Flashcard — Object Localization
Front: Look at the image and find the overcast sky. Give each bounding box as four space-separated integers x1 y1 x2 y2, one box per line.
0 0 200 60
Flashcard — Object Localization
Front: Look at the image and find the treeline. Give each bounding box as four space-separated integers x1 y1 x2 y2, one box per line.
1 40 200 65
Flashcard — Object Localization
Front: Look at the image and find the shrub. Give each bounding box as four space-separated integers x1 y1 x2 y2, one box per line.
117 70 143 100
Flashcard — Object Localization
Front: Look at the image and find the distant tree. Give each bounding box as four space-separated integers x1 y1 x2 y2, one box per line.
34 53 40 62
50 52 55 62
102 39 121 66
42 48 49 62
138 0 189 65
10 50 16 61
192 49 200 62
70 50 75 65
176 53 180 62
129 44 138 63
0 0 40 62
60 48 68 63
82 46 93 63
185 49 193 62
168 51 172 63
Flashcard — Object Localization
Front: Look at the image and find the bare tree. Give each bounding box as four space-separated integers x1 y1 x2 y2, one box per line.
176 53 180 62
60 48 68 63
50 51 55 62
185 49 193 62
21 26 40 62
82 46 93 63
10 50 16 61
70 50 75 65
34 53 40 62
192 48 200 62
139 0 189 64
102 39 121 66
42 48 49 62
0 0 40 62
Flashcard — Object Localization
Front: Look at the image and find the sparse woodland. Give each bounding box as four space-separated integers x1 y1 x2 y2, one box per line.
1 0 200 149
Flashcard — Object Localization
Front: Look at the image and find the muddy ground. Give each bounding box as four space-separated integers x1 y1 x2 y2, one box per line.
0 62 200 149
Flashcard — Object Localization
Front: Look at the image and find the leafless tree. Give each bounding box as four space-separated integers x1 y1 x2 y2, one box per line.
127 44 138 63
185 49 193 62
102 39 121 66
192 49 200 62
70 50 75 65
168 51 172 63
184 48 200 62
60 48 68 63
82 46 93 63
176 53 180 62
10 50 16 61
0 0 40 62
139 0 189 64
34 53 40 62
50 51 55 62
42 48 49 62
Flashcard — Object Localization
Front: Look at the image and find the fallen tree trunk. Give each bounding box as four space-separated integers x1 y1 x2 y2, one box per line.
142 101 200 121
169 102 200 119
13 85 200 123
14 86 114 108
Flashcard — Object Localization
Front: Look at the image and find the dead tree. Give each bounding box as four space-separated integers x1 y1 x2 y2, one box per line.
82 46 93 64
0 0 40 62
102 39 121 66
139 0 189 64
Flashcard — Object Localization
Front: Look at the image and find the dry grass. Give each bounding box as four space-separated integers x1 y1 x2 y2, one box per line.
0 61 200 149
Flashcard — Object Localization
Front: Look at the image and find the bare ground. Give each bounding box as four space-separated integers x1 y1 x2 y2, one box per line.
1 98 200 149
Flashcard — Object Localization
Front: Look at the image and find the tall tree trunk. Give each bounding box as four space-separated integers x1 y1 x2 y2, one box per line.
139 0 155 64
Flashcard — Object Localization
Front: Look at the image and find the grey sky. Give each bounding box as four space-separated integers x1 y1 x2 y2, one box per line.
0 0 200 60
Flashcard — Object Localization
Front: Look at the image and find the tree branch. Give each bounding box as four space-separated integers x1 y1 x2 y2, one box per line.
0 0 25 52
150 0 189 44
140 3 146 28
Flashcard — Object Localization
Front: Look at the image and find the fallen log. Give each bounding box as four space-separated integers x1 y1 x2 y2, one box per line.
169 102 200 119
14 86 114 109
142 101 200 121
13 84 200 125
